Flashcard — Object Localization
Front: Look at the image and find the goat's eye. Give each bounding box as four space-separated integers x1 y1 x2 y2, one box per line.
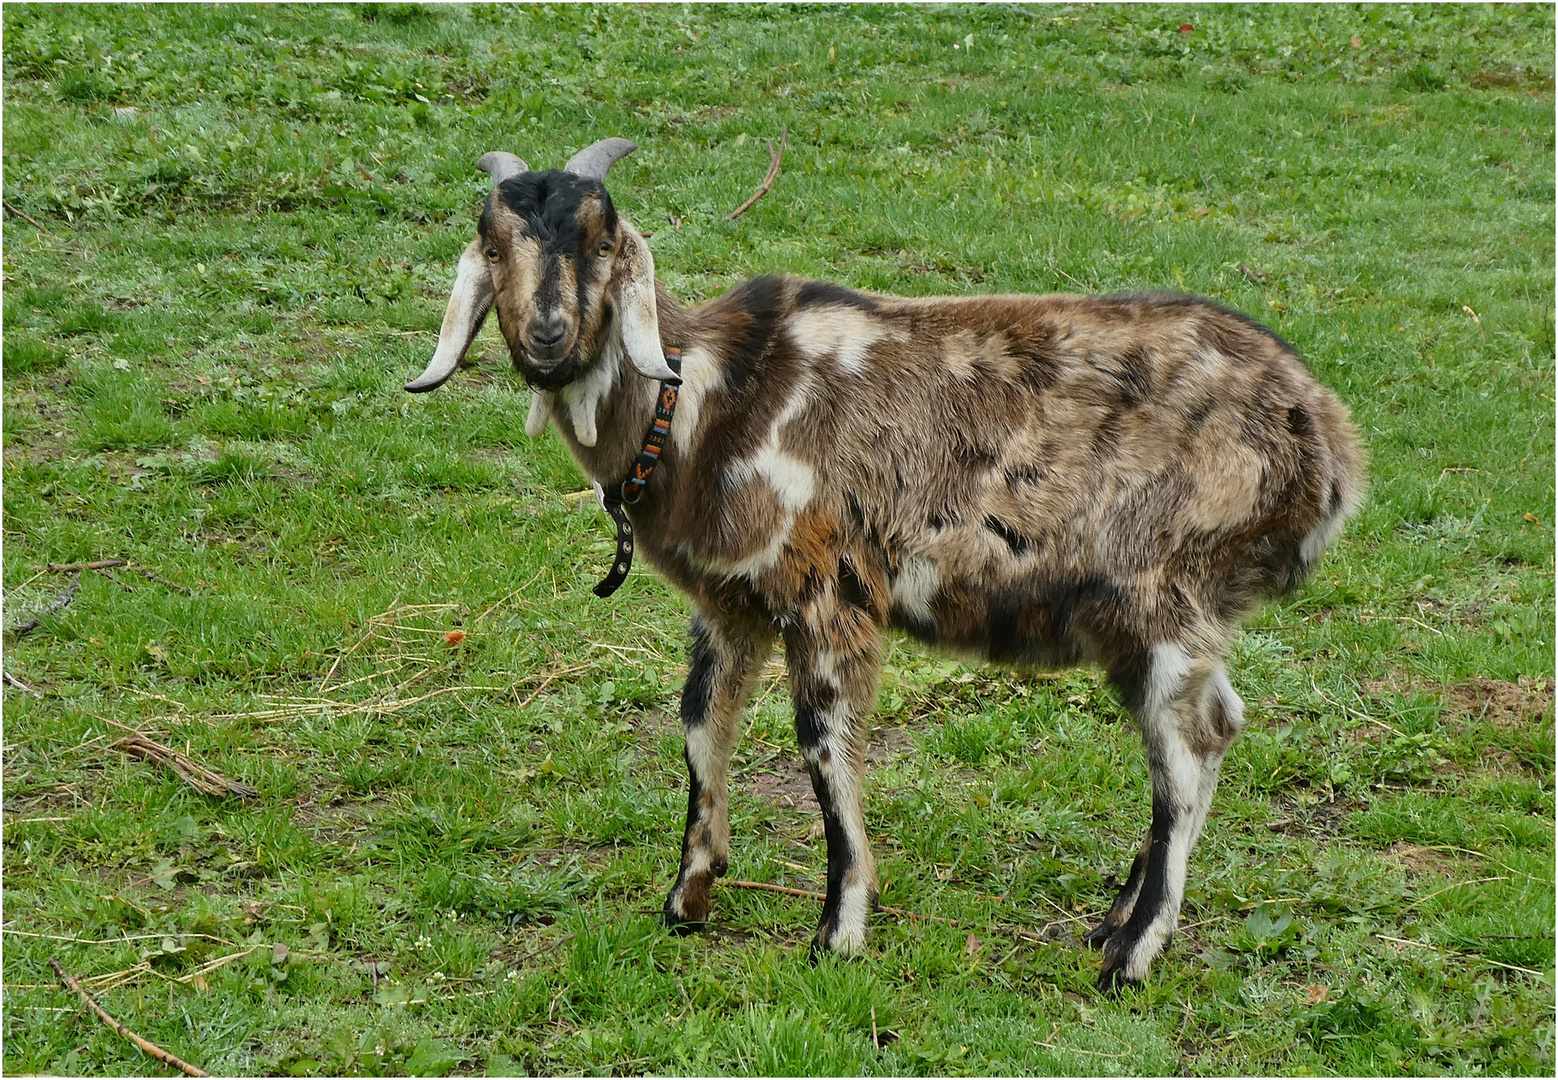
484 247 500 262
597 241 614 257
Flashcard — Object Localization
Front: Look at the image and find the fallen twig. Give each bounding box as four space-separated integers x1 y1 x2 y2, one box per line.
4 928 237 947
1037 1039 1128 1060
726 879 824 902
1049 265 1090 291
47 957 212 1077
132 566 194 595
17 558 191 597
1374 933 1545 977
9 574 81 638
4 671 41 696
1238 262 1266 284
724 879 961 927
726 126 788 220
513 667 585 712
1407 876 1508 907
173 946 263 984
41 559 126 573
114 732 258 799
3 198 48 231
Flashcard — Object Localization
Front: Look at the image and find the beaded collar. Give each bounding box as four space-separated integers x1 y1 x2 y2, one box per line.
592 348 681 598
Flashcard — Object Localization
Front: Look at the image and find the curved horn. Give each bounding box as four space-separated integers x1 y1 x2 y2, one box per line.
477 151 528 188
405 239 493 393
563 138 637 182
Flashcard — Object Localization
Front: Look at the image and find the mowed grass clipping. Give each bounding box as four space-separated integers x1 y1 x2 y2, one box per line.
2 4 1553 1076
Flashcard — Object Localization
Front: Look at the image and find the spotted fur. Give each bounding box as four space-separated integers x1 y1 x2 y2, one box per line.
408 144 1367 990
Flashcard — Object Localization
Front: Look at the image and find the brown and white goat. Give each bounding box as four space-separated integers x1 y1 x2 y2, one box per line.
404 139 1365 990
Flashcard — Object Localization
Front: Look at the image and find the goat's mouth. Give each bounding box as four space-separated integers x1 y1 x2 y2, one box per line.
517 355 578 391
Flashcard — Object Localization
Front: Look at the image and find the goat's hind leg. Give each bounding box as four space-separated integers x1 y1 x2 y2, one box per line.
1095 646 1244 991
663 611 774 931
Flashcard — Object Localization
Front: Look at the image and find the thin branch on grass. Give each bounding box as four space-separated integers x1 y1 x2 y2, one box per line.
3 198 48 231
114 731 258 799
132 567 194 595
1356 613 1444 636
39 559 127 573
513 673 562 712
726 126 788 220
4 671 42 696
48 957 212 1078
1408 876 1508 907
15 558 192 598
473 573 545 624
726 879 825 902
1049 265 1090 290
172 946 263 983
4 928 238 947
1037 1040 1128 1060
98 567 138 592
1374 933 1545 977
213 683 508 722
8 574 81 638
724 879 960 927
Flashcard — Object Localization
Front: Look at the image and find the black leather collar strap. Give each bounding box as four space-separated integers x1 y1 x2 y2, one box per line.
592 349 682 598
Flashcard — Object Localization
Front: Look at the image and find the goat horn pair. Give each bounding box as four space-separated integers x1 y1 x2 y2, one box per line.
473 139 637 191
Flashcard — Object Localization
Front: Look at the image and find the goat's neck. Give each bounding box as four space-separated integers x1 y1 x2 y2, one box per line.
549 282 694 489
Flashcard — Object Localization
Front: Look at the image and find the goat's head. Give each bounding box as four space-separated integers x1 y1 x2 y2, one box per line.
405 138 679 396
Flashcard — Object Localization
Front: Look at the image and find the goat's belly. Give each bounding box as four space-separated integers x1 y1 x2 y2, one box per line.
887 573 1113 667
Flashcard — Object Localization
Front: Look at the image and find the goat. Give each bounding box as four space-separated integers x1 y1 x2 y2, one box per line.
403 139 1365 990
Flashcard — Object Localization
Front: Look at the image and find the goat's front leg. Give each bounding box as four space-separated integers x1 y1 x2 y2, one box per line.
663 611 774 931
785 596 883 956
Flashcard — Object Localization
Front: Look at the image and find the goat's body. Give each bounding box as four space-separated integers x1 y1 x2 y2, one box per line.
561 277 1360 664
416 150 1364 990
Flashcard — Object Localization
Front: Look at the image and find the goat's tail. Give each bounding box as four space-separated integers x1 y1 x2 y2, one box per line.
1275 388 1368 596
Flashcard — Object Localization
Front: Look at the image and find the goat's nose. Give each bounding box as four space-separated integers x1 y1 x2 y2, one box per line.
530 318 566 351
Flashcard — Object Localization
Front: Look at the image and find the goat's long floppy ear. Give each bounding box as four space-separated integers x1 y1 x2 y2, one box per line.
405 152 528 393
405 239 493 393
563 138 637 181
614 226 681 384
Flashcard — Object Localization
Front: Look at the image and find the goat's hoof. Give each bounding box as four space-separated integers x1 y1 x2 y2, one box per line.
663 915 707 936
807 930 847 965
1082 919 1117 949
1095 960 1139 995
661 898 710 935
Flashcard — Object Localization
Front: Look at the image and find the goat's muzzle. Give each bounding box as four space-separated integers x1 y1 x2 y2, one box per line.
519 355 578 391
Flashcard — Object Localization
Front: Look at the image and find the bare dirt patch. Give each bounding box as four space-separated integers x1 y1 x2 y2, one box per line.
630 708 679 744
1363 674 1553 731
1389 840 1466 877
867 725 918 764
294 793 394 834
1440 677 1553 731
747 754 817 812
1263 793 1358 837
742 728 919 811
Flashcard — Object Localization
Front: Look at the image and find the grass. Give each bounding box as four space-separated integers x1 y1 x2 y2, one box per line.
2 3 1553 1075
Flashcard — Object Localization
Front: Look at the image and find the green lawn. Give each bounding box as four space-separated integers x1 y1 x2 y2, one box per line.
3 3 1553 1075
